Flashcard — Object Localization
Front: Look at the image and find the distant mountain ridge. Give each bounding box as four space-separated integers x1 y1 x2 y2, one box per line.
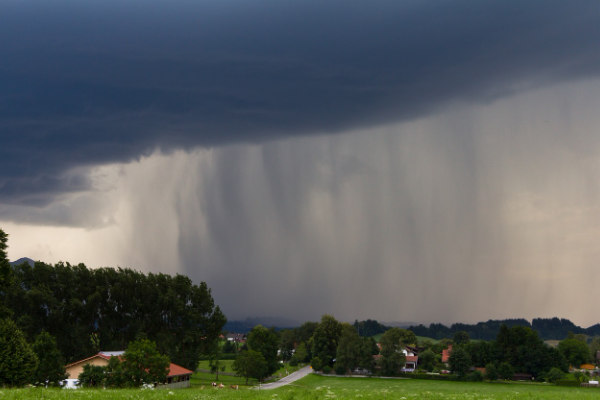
9 257 35 267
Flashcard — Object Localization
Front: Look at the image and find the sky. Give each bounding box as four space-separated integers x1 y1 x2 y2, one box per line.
2 0 600 327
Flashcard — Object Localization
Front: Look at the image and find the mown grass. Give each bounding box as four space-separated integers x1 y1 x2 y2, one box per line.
2 373 599 399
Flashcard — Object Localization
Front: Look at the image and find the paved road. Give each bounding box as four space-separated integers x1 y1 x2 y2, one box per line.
254 366 313 390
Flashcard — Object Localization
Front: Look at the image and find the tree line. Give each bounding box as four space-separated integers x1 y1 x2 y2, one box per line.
0 228 226 386
408 317 600 341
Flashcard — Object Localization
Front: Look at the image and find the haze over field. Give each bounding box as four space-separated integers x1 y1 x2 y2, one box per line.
2 0 600 326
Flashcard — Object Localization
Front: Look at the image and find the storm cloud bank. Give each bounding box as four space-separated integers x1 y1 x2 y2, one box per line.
2 0 600 206
6 78 600 325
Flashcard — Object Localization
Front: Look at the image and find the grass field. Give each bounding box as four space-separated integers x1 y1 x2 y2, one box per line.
3 373 599 399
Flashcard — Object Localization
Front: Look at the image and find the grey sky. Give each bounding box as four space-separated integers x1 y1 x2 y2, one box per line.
2 0 600 326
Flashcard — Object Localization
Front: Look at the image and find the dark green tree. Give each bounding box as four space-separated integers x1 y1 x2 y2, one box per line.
378 328 406 376
335 324 361 373
232 350 268 384
0 229 13 319
31 331 67 385
449 346 471 379
279 329 296 362
120 339 170 387
453 331 470 346
0 318 38 387
484 363 498 381
104 356 126 388
78 364 106 387
358 337 378 372
419 348 437 372
498 362 514 380
545 367 564 383
247 325 279 376
208 342 225 381
310 315 342 367
310 356 323 371
558 338 590 367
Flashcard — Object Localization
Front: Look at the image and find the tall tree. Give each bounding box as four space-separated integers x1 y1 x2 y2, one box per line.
378 328 406 376
120 339 170 387
558 338 591 367
0 228 13 319
247 325 279 377
31 331 67 385
449 346 471 379
232 350 268 384
310 315 342 366
335 324 361 372
0 318 38 387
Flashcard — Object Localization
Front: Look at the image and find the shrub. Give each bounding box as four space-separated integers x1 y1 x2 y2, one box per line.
322 366 332 374
546 367 565 384
467 370 484 382
0 319 39 387
289 357 299 367
335 365 346 375
555 379 581 387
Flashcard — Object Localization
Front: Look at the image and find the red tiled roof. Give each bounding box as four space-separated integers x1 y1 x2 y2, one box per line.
66 353 193 378
406 356 418 362
441 345 452 363
168 363 193 377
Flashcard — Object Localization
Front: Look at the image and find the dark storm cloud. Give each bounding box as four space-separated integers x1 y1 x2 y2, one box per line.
2 0 600 206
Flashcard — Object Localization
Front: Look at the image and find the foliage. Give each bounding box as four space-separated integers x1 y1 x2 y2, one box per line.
310 315 342 366
467 370 484 382
353 319 390 337
358 336 378 372
335 324 361 372
484 362 498 381
448 346 471 379
279 329 296 362
419 348 437 372
78 364 106 387
453 331 470 346
558 338 590 367
247 325 280 376
545 367 565 383
0 229 13 319
120 339 170 387
208 342 225 380
3 258 225 370
31 331 67 385
378 328 406 376
310 356 323 371
0 318 38 387
232 349 268 384
498 362 514 380
294 342 309 363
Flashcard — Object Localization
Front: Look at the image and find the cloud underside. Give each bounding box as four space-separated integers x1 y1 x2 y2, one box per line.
5 79 600 326
1 0 600 204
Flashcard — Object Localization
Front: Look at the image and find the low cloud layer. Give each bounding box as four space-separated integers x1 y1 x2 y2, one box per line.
2 0 600 206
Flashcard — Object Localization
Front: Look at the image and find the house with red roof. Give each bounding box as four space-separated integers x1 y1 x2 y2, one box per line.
64 351 193 389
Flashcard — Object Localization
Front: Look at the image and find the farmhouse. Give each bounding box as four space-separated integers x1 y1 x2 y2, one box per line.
65 351 193 389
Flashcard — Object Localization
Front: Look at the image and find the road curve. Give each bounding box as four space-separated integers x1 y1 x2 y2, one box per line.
254 366 313 390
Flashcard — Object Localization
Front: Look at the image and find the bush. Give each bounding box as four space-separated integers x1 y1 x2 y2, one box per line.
0 319 39 387
289 357 299 367
467 370 484 382
322 366 332 374
335 365 346 375
546 367 565 384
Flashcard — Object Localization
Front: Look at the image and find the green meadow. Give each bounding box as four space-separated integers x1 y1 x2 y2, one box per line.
2 373 598 400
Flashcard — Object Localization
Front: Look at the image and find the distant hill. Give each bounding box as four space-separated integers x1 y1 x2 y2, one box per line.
408 317 600 341
9 257 35 267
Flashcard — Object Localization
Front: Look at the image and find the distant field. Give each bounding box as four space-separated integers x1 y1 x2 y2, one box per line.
3 373 598 399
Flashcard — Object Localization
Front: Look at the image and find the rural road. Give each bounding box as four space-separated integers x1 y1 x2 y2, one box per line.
254 366 313 390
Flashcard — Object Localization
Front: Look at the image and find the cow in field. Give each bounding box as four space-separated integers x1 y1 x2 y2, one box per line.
230 385 239 389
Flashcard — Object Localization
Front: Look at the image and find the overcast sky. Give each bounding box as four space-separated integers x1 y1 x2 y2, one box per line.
2 0 600 327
